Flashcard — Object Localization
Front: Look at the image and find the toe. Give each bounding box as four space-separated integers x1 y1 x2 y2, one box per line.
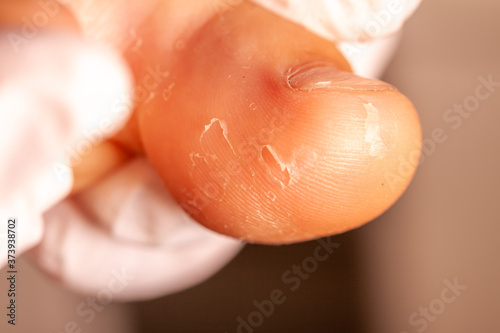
138 2 422 243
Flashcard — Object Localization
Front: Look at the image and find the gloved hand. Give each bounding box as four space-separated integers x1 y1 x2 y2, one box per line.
1 0 421 300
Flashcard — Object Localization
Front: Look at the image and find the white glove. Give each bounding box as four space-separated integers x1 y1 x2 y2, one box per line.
0 0 421 301
0 31 133 267
252 0 421 43
32 158 245 300
252 0 421 77
0 31 244 300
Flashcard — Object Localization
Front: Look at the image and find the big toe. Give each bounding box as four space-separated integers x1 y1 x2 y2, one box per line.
138 2 422 244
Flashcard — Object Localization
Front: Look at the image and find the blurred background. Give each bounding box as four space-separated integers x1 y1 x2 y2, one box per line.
2 0 500 332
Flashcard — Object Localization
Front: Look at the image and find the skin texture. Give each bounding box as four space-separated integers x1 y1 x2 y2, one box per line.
0 0 78 30
3 0 421 244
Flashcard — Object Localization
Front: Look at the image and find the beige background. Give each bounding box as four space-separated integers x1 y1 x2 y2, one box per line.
360 0 500 332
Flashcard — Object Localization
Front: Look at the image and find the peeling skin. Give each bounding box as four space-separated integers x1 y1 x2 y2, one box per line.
189 152 205 167
363 103 386 157
191 118 237 200
261 145 291 187
266 191 277 202
195 118 295 197
200 118 237 155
